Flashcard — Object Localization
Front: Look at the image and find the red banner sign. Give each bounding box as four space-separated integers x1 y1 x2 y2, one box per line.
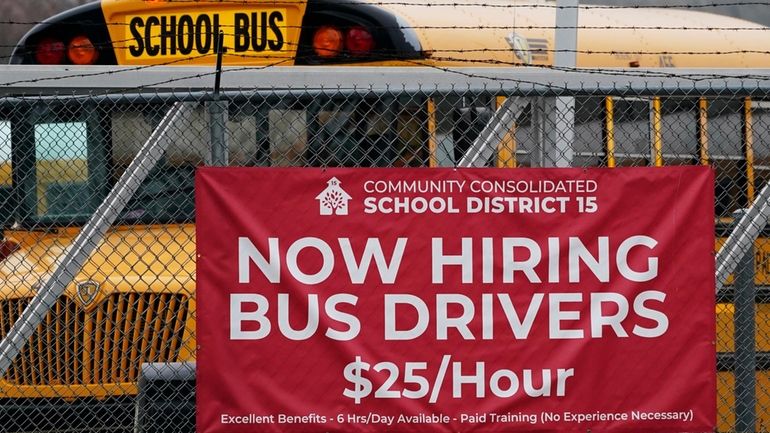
196 167 715 433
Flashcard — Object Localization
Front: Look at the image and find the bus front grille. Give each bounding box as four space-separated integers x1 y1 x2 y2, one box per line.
0 293 189 386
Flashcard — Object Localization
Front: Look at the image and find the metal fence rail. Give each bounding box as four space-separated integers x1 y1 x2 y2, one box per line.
0 67 768 432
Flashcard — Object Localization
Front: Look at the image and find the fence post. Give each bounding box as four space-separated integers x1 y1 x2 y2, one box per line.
545 0 578 168
209 31 228 167
733 210 756 433
209 100 228 166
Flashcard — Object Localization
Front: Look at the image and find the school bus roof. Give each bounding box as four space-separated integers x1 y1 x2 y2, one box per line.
374 0 770 68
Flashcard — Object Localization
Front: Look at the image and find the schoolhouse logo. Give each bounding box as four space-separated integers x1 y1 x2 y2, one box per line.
316 177 352 216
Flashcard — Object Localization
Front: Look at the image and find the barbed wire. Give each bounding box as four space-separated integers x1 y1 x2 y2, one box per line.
8 45 770 61
4 46 770 93
8 25 770 53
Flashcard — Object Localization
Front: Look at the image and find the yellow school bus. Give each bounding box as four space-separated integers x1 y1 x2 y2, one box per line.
3 0 770 431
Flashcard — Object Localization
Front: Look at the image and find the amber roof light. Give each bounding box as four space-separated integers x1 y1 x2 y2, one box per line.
313 26 344 58
68 35 99 65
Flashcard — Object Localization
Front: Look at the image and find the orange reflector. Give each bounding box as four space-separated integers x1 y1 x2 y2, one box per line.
67 36 99 65
313 26 343 58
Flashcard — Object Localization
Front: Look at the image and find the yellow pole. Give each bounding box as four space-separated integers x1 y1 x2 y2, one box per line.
604 97 616 168
651 97 663 167
495 96 517 168
697 98 709 166
743 97 755 202
427 98 437 168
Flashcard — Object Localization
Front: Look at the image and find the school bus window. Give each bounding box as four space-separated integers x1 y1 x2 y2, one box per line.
708 100 744 158
0 121 10 186
268 108 307 167
452 104 493 163
610 98 651 166
111 104 258 173
573 97 605 167
34 122 88 217
269 98 428 168
751 100 770 163
509 103 535 168
714 166 746 218
395 103 428 167
275 106 388 167
751 100 770 198
660 98 699 165
708 100 750 217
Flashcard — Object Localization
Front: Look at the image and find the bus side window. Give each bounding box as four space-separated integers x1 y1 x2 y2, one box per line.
752 100 770 206
709 100 748 218
112 104 259 175
0 121 12 227
269 109 308 166
34 122 89 217
611 98 652 167
0 122 10 186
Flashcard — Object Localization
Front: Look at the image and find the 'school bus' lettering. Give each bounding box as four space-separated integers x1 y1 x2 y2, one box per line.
127 10 287 59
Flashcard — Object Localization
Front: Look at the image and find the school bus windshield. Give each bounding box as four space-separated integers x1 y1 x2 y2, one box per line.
17 119 195 226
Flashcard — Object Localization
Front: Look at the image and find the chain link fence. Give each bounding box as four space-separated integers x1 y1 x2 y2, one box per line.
0 67 767 432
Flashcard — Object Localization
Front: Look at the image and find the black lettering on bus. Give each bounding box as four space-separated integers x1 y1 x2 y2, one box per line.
268 11 284 51
145 16 160 56
160 15 177 55
178 15 194 55
195 14 212 54
252 12 268 51
129 17 145 57
213 14 226 53
234 13 250 52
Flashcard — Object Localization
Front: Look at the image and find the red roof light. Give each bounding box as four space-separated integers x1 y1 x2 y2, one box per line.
345 26 374 56
34 38 66 65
